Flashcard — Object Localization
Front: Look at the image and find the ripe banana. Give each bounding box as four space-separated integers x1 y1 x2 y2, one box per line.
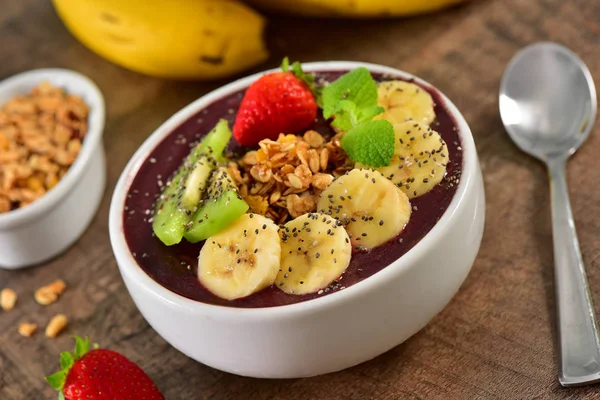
317 169 411 249
52 0 268 80
198 213 280 300
360 121 449 199
276 213 351 295
375 81 436 126
245 0 464 18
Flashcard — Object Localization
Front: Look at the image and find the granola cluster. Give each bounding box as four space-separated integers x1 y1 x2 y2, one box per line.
1 279 69 338
229 130 353 223
0 82 89 213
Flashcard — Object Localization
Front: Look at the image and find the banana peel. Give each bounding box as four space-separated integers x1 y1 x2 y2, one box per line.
244 0 465 18
52 0 268 80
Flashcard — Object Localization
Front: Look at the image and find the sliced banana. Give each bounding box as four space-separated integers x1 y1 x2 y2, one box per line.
317 169 411 249
276 213 351 295
375 80 435 126
198 213 280 300
363 120 449 199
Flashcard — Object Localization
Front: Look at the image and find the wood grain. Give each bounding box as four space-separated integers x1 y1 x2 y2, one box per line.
1 0 599 398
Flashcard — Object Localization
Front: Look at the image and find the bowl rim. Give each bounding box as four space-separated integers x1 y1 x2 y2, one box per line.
109 61 477 319
0 68 105 229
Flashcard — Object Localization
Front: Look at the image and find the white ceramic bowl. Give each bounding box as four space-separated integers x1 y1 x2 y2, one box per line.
0 69 106 269
109 62 485 378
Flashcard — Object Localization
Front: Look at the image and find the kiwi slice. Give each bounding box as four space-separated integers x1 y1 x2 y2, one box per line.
152 120 232 246
184 167 249 243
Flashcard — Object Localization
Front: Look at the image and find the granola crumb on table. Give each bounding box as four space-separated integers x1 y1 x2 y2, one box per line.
18 322 38 337
45 313 68 338
0 82 89 213
0 288 17 311
229 130 353 223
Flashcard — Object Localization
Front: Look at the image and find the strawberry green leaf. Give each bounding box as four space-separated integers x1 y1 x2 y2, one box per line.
47 336 95 394
291 61 316 91
321 67 379 120
73 336 90 360
58 391 65 400
46 370 67 391
60 352 73 370
281 57 318 98
341 120 395 167
280 57 290 72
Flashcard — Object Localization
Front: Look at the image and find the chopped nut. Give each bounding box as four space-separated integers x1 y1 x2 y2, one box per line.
18 322 37 337
0 196 10 213
0 82 88 213
287 194 316 218
45 314 68 338
287 173 304 189
308 149 320 173
242 151 258 166
0 288 17 311
34 279 66 305
269 190 281 204
312 173 334 190
250 165 272 183
303 130 324 148
320 148 330 171
245 195 269 215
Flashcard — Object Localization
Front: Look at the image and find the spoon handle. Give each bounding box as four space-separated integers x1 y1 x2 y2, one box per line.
548 159 600 386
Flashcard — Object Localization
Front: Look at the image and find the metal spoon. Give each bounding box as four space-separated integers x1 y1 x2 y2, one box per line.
499 42 599 387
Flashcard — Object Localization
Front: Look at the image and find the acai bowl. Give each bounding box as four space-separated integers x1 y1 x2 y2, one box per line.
109 61 485 378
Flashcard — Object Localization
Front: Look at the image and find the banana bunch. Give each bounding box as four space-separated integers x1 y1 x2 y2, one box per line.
52 0 268 80
52 0 464 80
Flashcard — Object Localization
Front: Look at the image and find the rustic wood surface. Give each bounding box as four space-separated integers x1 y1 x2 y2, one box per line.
1 0 599 398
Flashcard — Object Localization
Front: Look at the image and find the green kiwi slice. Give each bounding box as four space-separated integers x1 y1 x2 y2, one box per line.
184 167 249 243
152 120 231 246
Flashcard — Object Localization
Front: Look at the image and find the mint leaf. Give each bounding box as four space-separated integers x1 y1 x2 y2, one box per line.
341 120 395 167
321 67 379 120
357 105 384 124
330 100 358 131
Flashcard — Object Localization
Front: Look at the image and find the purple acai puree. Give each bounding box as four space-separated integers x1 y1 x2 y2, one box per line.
122 71 463 308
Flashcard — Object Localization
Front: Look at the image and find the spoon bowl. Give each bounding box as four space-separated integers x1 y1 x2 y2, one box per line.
500 42 597 161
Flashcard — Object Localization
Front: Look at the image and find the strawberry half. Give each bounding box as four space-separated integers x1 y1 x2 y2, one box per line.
46 336 164 400
233 58 318 146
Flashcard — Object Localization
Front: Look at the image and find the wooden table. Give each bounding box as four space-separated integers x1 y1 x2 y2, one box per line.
1 0 599 398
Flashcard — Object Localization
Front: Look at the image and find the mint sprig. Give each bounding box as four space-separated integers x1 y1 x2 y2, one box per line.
319 67 394 167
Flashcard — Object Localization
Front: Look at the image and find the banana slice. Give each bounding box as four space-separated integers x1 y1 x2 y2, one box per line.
363 120 449 199
375 80 435 126
276 213 351 295
317 169 411 249
198 213 280 300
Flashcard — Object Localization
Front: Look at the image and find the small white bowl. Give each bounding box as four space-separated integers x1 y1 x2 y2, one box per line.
0 69 106 269
109 62 485 378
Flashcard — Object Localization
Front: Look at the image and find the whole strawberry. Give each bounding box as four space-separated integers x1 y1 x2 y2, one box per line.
233 58 318 146
47 336 164 400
